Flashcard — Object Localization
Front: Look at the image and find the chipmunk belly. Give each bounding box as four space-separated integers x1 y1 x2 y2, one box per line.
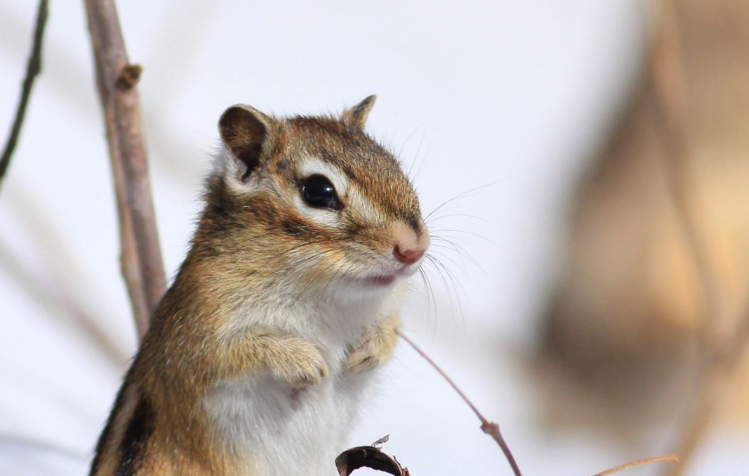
204 366 375 476
203 286 403 475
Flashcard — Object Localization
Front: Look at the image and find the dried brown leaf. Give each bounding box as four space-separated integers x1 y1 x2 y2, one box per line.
335 442 408 476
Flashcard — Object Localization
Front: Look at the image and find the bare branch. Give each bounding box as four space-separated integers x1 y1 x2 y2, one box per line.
0 0 48 191
396 330 522 476
83 0 166 338
593 455 678 476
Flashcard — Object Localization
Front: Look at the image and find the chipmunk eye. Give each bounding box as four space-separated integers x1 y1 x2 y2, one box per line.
301 175 340 210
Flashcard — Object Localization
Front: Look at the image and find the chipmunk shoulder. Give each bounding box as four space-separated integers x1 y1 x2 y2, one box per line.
90 96 429 476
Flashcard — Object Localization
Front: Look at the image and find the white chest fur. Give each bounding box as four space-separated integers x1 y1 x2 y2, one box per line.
205 366 374 476
203 284 405 476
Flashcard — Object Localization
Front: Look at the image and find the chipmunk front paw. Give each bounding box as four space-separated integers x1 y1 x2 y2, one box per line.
345 345 382 375
345 315 399 375
272 340 329 387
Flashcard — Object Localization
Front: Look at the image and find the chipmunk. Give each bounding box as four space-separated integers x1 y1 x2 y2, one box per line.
89 96 429 476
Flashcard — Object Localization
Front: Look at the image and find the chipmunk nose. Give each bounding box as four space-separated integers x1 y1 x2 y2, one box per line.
392 221 429 265
393 245 425 265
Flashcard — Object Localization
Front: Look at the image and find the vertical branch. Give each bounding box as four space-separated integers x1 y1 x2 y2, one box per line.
83 0 166 337
0 0 49 191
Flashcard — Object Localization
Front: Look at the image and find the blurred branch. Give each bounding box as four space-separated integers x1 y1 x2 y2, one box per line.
0 0 48 192
83 0 166 338
0 234 123 367
1 182 129 363
396 330 522 476
593 455 678 476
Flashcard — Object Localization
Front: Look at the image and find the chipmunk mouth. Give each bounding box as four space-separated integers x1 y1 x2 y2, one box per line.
361 263 420 287
365 274 397 286
339 270 399 288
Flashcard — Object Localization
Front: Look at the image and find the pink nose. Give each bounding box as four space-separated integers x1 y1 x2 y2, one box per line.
393 245 425 265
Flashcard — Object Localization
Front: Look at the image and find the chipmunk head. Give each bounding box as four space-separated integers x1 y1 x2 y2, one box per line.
205 96 429 298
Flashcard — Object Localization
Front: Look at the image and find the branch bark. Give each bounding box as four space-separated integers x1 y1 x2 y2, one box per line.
0 0 48 192
396 330 523 476
83 0 166 338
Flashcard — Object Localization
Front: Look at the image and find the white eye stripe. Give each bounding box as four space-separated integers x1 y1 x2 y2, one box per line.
294 156 386 228
347 187 384 224
297 157 348 198
293 195 341 227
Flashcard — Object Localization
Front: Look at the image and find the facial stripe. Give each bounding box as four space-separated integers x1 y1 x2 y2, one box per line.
347 186 385 226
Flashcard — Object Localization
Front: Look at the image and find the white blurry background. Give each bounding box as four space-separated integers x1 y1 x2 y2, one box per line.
3 1 742 475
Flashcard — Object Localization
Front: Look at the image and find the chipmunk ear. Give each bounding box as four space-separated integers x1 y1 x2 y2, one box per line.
341 95 377 131
219 105 274 181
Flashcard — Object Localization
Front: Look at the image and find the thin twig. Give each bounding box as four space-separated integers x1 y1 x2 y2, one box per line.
593 455 679 476
0 0 48 192
396 330 522 476
83 0 166 338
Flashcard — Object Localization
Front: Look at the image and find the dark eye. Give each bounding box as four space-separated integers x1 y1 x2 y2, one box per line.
301 175 341 210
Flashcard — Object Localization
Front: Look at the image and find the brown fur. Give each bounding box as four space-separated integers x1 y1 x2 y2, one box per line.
91 99 423 475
